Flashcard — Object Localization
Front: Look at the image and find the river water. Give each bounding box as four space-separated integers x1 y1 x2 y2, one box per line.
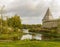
21 29 42 40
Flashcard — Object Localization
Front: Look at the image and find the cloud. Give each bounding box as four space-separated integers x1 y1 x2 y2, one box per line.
0 0 52 24
0 0 60 24
4 0 49 17
21 16 42 24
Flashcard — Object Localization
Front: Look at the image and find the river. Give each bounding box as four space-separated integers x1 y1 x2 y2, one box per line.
21 29 42 40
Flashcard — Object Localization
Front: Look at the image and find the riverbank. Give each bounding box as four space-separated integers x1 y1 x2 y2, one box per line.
0 40 60 47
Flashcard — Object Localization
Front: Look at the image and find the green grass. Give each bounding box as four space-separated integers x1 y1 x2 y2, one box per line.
0 40 60 47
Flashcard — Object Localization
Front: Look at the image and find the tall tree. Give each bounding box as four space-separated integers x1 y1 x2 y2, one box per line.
7 14 22 28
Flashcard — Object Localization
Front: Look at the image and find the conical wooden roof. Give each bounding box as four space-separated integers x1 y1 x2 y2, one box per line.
42 8 53 21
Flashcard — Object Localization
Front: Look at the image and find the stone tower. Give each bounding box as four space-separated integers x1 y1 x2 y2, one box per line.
42 8 53 22
42 8 54 28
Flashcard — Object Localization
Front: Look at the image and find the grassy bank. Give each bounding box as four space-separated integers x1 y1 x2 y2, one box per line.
0 40 60 47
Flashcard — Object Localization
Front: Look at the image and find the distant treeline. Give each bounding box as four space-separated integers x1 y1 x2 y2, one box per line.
22 24 42 29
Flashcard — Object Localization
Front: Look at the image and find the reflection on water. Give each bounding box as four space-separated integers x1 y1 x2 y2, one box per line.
21 29 42 40
34 34 42 40
21 34 32 40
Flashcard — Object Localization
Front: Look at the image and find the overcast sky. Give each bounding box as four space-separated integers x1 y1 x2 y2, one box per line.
0 0 60 24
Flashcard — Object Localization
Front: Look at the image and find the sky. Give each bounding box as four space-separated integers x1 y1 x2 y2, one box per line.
0 0 60 24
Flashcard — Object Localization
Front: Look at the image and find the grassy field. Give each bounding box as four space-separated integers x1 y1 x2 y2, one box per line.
0 40 60 47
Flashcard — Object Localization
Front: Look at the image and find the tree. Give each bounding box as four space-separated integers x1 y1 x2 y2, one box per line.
7 14 22 29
